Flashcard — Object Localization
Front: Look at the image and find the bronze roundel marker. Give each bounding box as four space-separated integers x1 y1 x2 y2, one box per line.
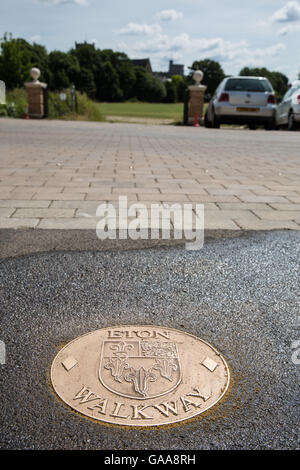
50 325 230 427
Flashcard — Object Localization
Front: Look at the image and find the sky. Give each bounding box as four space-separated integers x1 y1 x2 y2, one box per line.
1 0 300 81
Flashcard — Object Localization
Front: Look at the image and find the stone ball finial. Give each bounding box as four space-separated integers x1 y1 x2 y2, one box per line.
30 67 41 82
193 70 204 86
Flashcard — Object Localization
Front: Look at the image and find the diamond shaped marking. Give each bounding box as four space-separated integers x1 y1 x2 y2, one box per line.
62 356 77 372
202 357 218 372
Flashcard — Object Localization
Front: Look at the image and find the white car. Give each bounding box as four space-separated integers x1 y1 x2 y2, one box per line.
276 80 300 130
205 76 276 130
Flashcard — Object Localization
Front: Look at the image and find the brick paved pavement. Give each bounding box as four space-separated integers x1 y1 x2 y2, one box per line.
0 118 299 231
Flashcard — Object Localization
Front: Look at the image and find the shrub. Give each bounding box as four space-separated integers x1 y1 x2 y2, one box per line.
127 96 139 103
76 92 104 121
2 88 28 118
48 90 104 121
48 91 71 117
0 104 8 117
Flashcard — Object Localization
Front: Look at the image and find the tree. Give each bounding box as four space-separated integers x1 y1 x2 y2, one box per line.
48 51 79 90
239 67 289 101
20 40 50 83
189 59 225 100
111 52 136 100
70 42 98 71
271 71 289 100
70 42 99 97
97 61 123 101
134 67 166 102
0 34 53 88
75 67 96 98
171 75 187 102
164 80 177 103
0 34 32 89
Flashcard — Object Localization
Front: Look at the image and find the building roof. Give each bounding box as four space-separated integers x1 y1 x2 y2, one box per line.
131 58 152 73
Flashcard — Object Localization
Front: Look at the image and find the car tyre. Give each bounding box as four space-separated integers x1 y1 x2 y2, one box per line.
211 110 220 129
204 111 212 128
288 111 297 131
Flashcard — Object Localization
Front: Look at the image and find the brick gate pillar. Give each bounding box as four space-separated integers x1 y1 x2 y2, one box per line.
188 70 207 125
25 68 47 118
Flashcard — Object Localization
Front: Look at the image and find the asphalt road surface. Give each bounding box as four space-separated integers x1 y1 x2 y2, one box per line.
0 230 299 449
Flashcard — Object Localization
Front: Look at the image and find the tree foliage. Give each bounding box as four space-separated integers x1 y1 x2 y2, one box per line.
164 80 177 103
48 50 79 90
134 67 166 102
171 75 186 102
0 34 32 88
98 61 123 102
189 59 226 100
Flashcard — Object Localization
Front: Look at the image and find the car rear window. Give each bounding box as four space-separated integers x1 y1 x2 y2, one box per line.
291 86 300 95
225 78 272 92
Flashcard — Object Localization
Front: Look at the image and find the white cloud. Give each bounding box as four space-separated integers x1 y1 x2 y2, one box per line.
133 33 225 54
279 22 300 34
155 9 183 21
128 32 285 72
134 32 284 58
270 1 300 23
37 0 88 6
118 23 161 35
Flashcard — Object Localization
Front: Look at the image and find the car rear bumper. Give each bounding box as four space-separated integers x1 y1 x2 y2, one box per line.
215 104 275 123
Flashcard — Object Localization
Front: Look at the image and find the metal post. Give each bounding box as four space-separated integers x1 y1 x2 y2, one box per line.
183 88 190 126
43 87 48 118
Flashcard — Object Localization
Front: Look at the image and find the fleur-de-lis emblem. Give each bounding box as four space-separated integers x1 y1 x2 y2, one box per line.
110 341 134 359
124 366 157 398
153 358 178 381
104 342 133 382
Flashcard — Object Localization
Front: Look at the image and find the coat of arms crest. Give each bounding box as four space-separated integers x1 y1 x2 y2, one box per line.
99 340 182 399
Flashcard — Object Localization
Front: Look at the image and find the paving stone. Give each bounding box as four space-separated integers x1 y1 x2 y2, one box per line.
239 195 290 203
287 196 300 203
217 203 273 211
40 193 86 201
0 217 39 228
13 208 75 218
206 210 259 220
50 200 98 209
0 208 15 217
253 210 300 221
269 203 300 211
0 200 51 208
235 219 299 230
86 193 137 201
37 218 100 229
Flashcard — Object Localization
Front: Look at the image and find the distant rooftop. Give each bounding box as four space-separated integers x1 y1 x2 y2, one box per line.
131 58 152 74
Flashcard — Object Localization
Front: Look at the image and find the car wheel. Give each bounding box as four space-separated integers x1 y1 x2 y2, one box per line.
248 124 257 130
211 111 220 129
204 111 212 128
288 111 297 131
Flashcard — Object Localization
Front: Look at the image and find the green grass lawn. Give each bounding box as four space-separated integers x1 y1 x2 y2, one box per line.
99 102 184 121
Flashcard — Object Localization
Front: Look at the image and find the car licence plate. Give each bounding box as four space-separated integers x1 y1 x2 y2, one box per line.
237 107 259 112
